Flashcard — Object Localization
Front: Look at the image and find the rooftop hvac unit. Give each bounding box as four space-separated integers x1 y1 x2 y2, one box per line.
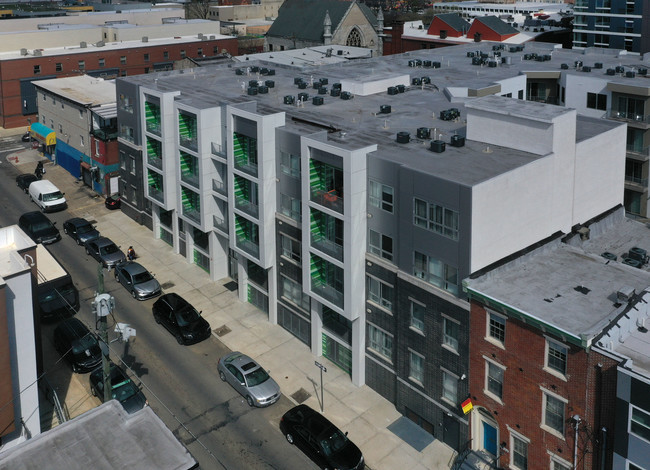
408 60 417 67
265 80 275 88
626 71 636 78
561 63 569 70
250 66 259 73
33 49 42 56
450 135 465 147
258 86 268 94
298 82 307 89
467 51 475 58
332 83 342 90
423 60 432 68
318 87 328 95
582 66 592 72
480 52 489 59
20 48 27 56
509 46 518 53
96 41 105 47
639 68 648 76
575 60 582 69
312 96 324 106
493 51 501 58
422 76 431 84
397 84 406 93
340 91 353 100
247 87 258 96
294 77 303 84
320 78 328 85
142 36 148 43
601 252 617 261
284 95 295 105
260 68 270 75
615 66 624 73
267 69 276 76
622 258 642 268
198 33 204 39
412 77 422 86
80 41 87 48
594 62 603 69
536 55 545 62
488 61 497 68
629 247 647 263
236 68 244 75
606 68 616 75
440 30 447 39
430 140 446 153
432 61 441 69
337 49 343 55
298 92 310 102
617 286 635 302
396 132 410 144
312 81 322 89
503 56 512 65
387 86 398 95
416 127 430 139
415 59 423 66
330 88 341 97
472 57 482 65
379 105 391 114
210 35 215 40
249 79 259 87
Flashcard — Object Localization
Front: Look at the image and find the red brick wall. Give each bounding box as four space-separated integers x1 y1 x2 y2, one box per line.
427 17 464 38
0 37 238 128
466 22 517 42
91 137 118 166
468 299 618 470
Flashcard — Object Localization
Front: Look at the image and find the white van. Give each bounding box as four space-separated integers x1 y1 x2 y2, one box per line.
29 180 67 213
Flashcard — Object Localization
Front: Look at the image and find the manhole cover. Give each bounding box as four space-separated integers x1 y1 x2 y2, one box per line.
161 282 175 289
223 281 238 292
291 388 311 404
214 325 231 337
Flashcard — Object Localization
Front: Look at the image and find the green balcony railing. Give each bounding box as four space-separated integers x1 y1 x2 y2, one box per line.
148 186 164 202
310 189 343 214
235 195 259 218
237 238 260 258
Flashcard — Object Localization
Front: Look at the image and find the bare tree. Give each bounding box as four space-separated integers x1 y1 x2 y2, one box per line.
185 0 212 20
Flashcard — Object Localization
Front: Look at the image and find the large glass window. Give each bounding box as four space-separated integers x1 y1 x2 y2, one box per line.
368 229 393 261
280 151 301 179
631 406 650 442
369 180 394 213
410 300 425 333
587 92 607 111
280 193 302 222
443 317 459 352
413 198 459 240
512 435 528 470
368 324 392 361
543 393 566 435
486 360 504 399
280 275 310 311
280 234 301 263
367 276 393 312
414 251 458 295
409 351 424 384
442 371 457 403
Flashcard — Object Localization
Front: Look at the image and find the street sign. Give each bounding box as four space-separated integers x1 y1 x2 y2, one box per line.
315 361 327 373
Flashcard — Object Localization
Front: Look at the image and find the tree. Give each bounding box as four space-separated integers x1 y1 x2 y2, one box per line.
185 0 212 20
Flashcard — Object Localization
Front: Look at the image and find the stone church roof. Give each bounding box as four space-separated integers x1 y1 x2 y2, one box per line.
267 0 378 43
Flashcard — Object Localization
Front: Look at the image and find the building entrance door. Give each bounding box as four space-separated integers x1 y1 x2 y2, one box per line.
482 421 497 456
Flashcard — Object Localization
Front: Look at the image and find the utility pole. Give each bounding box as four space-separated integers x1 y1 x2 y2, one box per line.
93 263 114 404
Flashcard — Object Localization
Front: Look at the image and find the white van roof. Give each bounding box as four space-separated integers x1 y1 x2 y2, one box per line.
30 180 61 193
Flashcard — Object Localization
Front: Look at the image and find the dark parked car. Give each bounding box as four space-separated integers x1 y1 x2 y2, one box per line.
105 195 121 210
280 405 365 470
85 237 126 269
89 363 147 414
53 318 102 373
16 173 38 193
152 293 210 344
217 352 281 407
63 217 100 246
18 211 60 245
114 262 161 300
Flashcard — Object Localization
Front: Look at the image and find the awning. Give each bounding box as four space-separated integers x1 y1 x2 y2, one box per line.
29 122 56 146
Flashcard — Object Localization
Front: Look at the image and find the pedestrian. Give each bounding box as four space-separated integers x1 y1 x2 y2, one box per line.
35 161 44 179
127 246 136 261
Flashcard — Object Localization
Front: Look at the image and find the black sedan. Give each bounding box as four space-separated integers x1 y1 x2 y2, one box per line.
16 173 38 193
63 217 100 246
89 363 147 414
280 405 365 470
152 293 211 345
53 318 102 373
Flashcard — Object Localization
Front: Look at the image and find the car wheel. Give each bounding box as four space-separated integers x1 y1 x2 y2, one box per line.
71 363 78 373
29 195 33 201
246 396 255 407
64 227 68 234
115 273 120 283
154 313 161 324
91 387 97 397
219 370 226 381
76 238 81 246
285 433 294 445
131 290 137 299
175 334 184 345
85 247 90 255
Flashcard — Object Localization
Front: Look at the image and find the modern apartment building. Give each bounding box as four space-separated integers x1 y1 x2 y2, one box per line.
115 42 635 450
573 0 648 54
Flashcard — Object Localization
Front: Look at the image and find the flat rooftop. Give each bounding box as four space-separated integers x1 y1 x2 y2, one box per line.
123 41 634 186
34 75 116 107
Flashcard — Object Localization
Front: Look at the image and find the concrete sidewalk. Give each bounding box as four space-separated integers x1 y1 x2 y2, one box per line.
6 143 456 470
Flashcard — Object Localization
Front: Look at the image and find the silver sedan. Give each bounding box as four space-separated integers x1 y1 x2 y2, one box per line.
217 352 281 407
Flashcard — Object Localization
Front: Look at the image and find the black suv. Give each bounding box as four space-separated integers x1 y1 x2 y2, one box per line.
53 318 102 373
18 211 60 244
152 293 210 344
280 404 365 470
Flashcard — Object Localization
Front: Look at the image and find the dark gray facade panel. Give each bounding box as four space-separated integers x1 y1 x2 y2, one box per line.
617 371 631 401
614 397 629 458
365 356 397 403
631 377 650 410
115 79 141 145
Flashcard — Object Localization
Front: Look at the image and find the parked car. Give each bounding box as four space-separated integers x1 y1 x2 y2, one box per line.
114 262 161 300
280 404 365 470
152 293 210 345
53 318 102 373
89 363 147 414
16 173 38 193
29 179 67 212
18 211 60 245
105 195 121 210
85 237 126 269
217 352 281 407
63 217 100 246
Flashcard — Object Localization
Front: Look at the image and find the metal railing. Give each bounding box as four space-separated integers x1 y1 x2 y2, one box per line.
234 160 258 178
181 171 200 188
213 215 228 232
608 111 650 124
211 142 226 158
39 376 69 426
183 207 201 224
148 187 164 202
310 189 344 214
311 282 344 308
311 235 343 262
237 238 260 258
235 196 259 218
212 179 227 194
625 174 649 186
450 439 473 470
179 136 198 152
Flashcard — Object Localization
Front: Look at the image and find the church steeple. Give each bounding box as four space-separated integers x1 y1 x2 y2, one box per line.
323 10 332 45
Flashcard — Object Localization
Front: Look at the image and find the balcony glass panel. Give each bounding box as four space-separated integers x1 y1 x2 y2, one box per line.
310 254 344 308
211 142 226 159
180 150 199 188
213 214 228 232
212 179 227 194
233 132 258 177
234 175 259 218
309 160 344 214
147 171 164 202
310 209 343 262
147 137 162 169
145 101 161 136
235 215 260 258
181 187 200 224
178 112 198 151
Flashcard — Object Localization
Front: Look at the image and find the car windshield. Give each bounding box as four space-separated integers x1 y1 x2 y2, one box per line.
71 334 97 355
100 244 119 255
320 429 349 456
177 305 200 326
77 224 93 234
244 367 270 387
31 221 52 232
43 191 63 202
111 378 138 402
132 271 152 284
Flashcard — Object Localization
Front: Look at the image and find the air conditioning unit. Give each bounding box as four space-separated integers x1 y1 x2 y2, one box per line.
617 286 635 303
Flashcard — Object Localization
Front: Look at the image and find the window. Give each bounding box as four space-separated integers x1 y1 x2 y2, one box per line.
546 339 568 376
56 63 62 72
120 152 126 170
80 135 84 147
369 180 394 212
487 312 506 345
280 234 301 263
163 51 169 59
58 124 62 133
99 58 105 67
442 370 458 404
42 94 46 101
485 359 504 400
79 109 84 119
630 406 650 442
144 53 150 62
180 50 186 58
543 391 566 435
78 60 85 71
279 275 310 311
130 156 136 175
511 434 528 470
587 92 607 111
33 65 41 75
550 455 572 470
280 151 300 179
443 317 459 352
413 197 459 240
368 324 392 361
280 193 301 222
120 56 127 65
629 464 646 470
413 251 458 295
409 350 424 383
410 300 425 333
197 48 203 56
367 276 393 312
368 229 393 261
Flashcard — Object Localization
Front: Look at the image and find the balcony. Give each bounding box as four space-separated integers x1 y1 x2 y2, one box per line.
234 160 258 178
148 155 162 170
310 189 343 214
148 187 164 203
311 282 344 309
181 171 200 188
183 207 201 224
179 136 198 152
626 145 650 160
91 127 118 141
237 238 260 258
213 215 228 232
609 111 650 124
625 174 649 187
212 179 227 195
311 236 343 262
211 142 226 159
146 122 161 136
235 196 259 218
